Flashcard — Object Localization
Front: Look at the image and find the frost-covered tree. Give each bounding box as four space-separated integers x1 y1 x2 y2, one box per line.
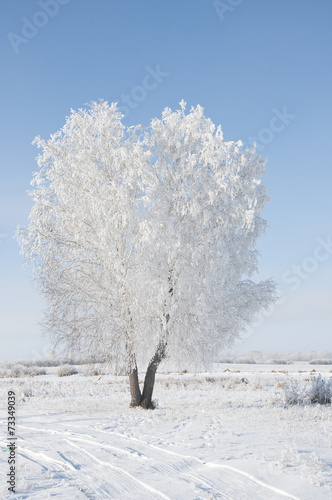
17 100 276 409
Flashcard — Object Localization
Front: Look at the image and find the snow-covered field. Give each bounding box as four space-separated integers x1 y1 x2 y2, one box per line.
1 353 331 499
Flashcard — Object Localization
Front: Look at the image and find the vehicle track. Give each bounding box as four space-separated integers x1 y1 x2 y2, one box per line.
13 419 300 500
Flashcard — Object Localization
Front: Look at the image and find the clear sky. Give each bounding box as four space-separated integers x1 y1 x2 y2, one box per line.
1 0 331 361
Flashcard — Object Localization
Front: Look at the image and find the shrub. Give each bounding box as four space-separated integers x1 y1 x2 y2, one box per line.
266 359 291 365
236 357 256 364
218 358 234 364
284 375 332 405
309 359 332 365
21 388 33 398
6 365 46 378
57 365 78 377
307 375 332 404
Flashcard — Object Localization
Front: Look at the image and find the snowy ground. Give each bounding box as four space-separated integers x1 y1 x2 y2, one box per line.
0 355 331 499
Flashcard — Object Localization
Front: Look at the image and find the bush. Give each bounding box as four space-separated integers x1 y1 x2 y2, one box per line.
309 359 332 365
236 357 256 364
266 359 292 365
21 387 33 399
57 365 78 377
307 375 332 404
3 365 46 378
218 358 234 364
284 375 332 405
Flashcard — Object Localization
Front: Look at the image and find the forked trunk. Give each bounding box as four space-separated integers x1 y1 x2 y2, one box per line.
128 340 167 409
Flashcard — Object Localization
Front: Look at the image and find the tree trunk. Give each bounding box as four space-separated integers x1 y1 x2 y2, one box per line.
140 340 167 409
129 364 142 407
127 349 142 407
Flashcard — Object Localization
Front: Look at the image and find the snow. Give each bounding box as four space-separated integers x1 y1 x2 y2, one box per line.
1 356 331 499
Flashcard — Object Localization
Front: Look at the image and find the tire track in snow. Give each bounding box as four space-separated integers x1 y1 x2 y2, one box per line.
17 423 300 499
0 439 94 499
59 425 300 499
130 437 300 500
2 432 169 500
65 439 171 500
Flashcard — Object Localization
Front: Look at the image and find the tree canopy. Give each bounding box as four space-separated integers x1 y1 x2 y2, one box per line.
17 100 276 407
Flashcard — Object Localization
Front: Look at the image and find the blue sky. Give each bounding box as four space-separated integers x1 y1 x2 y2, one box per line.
1 0 331 361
